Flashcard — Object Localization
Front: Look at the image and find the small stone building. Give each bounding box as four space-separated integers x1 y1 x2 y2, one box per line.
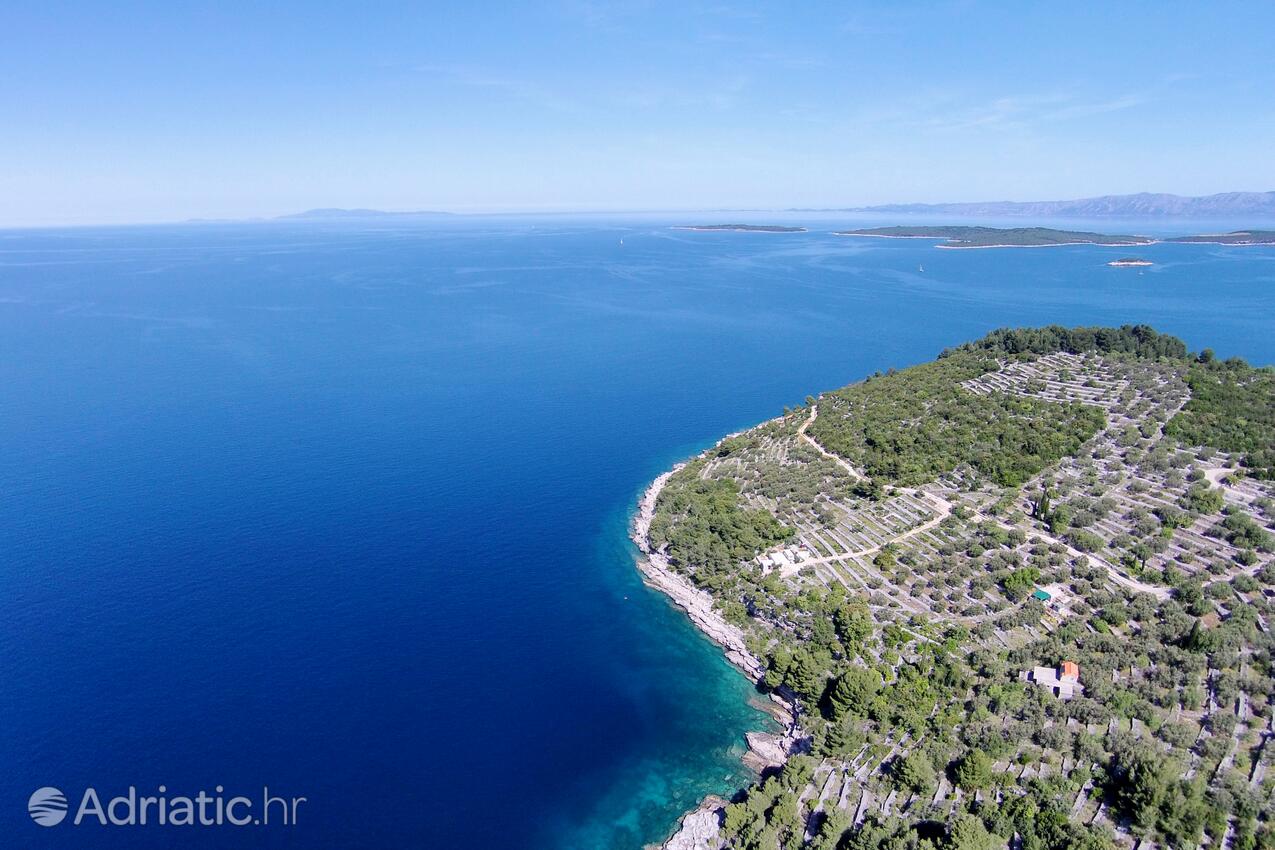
1024 661 1084 699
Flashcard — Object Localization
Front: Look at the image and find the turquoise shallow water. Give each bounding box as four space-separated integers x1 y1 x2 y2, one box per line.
0 214 1272 848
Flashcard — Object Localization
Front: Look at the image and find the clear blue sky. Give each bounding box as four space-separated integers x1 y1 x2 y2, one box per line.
5 1 1275 225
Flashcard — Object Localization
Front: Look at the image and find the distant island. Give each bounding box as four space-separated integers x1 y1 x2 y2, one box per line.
807 190 1275 218
1107 257 1154 267
277 208 457 220
836 226 1275 251
835 226 1153 249
674 224 807 233
1165 230 1275 245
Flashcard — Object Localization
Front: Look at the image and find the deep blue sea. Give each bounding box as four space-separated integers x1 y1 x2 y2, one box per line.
2 214 1273 848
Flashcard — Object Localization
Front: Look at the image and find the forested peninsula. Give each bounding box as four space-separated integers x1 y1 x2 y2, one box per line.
834 227 1154 249
1165 231 1275 246
637 325 1275 850
834 226 1275 249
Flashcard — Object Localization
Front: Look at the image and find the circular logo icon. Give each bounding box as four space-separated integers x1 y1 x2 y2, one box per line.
28 787 68 827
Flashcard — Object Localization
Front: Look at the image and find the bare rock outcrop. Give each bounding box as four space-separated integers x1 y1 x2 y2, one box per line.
743 731 789 771
659 797 726 850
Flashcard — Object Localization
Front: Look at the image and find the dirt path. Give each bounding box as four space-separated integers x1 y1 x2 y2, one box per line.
789 405 952 570
1006 518 1170 600
798 404 863 481
798 405 1166 600
793 493 951 568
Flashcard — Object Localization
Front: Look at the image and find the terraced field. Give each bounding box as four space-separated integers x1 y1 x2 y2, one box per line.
645 328 1275 850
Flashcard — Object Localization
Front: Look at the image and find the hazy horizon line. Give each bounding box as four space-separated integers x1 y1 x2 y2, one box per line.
5 188 1275 231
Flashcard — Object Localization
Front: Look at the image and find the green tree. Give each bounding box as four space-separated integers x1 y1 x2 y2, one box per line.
835 600 874 649
1031 487 1052 521
827 666 882 720
1000 566 1041 599
1182 482 1224 515
953 749 994 790
811 809 851 850
947 814 1004 850
764 647 793 691
820 714 865 757
893 751 937 794
786 647 830 702
781 755 815 791
1107 744 1175 831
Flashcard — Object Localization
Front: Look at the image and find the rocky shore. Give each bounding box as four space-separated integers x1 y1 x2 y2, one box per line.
633 465 764 679
661 797 729 850
633 460 800 850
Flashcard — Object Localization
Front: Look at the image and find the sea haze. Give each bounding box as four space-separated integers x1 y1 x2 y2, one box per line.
1 216 1273 848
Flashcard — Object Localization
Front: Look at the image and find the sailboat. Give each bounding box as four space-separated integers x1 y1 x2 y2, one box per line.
918 264 924 273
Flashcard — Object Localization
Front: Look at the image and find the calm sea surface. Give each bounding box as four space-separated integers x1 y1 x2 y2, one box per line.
1 215 1273 847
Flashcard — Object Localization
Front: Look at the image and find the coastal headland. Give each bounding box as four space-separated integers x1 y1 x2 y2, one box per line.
833 226 1154 249
831 224 1275 247
635 325 1275 850
680 225 1275 248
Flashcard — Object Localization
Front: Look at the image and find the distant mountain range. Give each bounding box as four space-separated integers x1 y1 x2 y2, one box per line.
276 195 1275 222
821 191 1275 218
277 208 457 220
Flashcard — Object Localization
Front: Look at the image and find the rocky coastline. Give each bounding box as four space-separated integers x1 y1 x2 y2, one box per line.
633 459 800 850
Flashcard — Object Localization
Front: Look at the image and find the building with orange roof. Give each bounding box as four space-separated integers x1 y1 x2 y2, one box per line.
1023 661 1085 700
